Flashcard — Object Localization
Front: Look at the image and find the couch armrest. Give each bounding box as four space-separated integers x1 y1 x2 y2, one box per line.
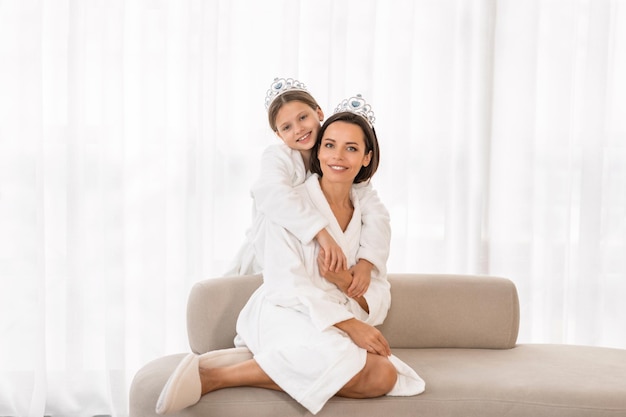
378 274 519 349
187 274 263 354
187 273 520 354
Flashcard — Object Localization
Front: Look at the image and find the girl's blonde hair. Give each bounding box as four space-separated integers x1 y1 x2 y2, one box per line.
267 90 321 132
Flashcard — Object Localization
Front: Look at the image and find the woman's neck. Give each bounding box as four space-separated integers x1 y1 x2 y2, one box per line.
320 181 351 205
319 177 353 231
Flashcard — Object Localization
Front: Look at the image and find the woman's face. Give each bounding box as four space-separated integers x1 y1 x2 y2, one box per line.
317 121 372 184
274 101 323 152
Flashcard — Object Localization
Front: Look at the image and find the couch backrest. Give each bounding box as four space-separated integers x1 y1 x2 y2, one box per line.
377 274 519 349
187 273 519 354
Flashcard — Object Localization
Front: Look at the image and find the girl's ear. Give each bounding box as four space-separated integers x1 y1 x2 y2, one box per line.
316 107 324 122
362 150 372 167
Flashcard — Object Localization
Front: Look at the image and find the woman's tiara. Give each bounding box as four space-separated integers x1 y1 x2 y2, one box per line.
264 77 308 110
333 94 375 128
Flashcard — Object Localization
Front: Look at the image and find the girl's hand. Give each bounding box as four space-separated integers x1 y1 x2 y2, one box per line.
318 252 370 312
315 229 347 272
317 249 352 292
347 259 373 298
335 318 391 357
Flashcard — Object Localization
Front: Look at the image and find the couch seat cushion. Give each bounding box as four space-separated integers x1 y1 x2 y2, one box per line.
130 344 626 417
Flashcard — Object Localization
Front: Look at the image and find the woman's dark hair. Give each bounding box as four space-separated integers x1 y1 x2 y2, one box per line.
310 112 380 184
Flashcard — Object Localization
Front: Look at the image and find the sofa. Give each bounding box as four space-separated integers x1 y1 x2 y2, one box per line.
130 273 626 416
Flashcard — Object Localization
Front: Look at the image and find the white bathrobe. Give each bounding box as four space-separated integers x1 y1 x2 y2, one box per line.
234 175 424 415
224 142 391 276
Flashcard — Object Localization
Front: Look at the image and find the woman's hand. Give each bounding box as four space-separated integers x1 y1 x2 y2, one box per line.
347 259 373 298
335 318 391 357
315 229 347 272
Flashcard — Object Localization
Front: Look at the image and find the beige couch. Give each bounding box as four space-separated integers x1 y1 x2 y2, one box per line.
130 274 626 416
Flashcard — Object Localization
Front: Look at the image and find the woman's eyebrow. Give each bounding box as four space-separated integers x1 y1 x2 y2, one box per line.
323 138 361 146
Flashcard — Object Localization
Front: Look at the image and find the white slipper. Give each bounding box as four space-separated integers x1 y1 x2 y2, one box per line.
155 347 254 414
156 353 201 414
198 346 253 368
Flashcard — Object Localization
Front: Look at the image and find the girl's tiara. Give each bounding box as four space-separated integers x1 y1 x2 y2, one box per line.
264 77 308 110
333 94 376 128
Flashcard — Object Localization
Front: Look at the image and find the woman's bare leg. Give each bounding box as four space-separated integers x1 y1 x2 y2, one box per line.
200 353 396 399
200 359 282 395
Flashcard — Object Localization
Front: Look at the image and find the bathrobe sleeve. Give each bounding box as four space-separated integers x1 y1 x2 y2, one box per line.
347 270 391 327
353 181 391 276
251 144 328 245
262 219 356 332
345 187 392 327
261 176 392 332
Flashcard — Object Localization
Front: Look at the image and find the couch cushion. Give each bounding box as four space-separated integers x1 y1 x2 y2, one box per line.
130 344 626 417
393 344 626 416
187 274 520 354
378 274 519 349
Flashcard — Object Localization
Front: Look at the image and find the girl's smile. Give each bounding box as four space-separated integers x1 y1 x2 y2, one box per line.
274 101 323 151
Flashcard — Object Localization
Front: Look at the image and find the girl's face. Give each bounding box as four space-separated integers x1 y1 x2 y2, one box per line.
317 121 372 184
274 101 324 151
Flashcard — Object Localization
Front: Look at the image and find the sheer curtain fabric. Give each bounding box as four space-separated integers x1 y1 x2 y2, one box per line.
0 1 624 416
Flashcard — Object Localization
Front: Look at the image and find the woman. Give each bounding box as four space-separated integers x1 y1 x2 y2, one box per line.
157 98 424 416
226 78 391 300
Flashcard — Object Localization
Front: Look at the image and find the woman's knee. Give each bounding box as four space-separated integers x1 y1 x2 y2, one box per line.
362 355 397 396
339 355 397 398
376 358 397 394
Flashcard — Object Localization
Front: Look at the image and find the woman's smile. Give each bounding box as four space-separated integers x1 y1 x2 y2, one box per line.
318 121 371 183
327 164 348 171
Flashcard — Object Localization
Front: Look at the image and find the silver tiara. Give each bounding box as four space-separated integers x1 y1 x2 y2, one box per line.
333 94 375 127
264 77 308 110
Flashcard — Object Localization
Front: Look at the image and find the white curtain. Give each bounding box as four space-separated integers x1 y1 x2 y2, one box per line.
0 0 624 416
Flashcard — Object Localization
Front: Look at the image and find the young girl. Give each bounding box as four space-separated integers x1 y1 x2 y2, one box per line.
157 97 424 415
226 78 391 298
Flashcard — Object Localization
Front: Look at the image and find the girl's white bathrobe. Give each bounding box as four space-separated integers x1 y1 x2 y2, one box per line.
225 142 391 276
234 174 425 415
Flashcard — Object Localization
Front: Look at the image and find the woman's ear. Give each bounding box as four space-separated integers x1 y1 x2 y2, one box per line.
362 150 372 167
317 107 324 122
